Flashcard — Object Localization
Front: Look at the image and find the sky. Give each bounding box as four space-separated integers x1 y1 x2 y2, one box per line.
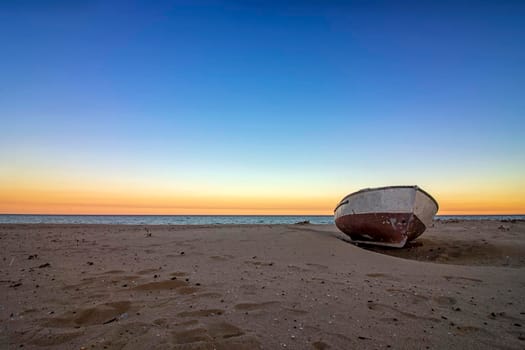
0 0 524 215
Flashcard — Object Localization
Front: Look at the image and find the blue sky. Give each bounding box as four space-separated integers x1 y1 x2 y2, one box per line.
1 1 524 214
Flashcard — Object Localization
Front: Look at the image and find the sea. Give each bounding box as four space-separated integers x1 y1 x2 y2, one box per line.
0 215 524 225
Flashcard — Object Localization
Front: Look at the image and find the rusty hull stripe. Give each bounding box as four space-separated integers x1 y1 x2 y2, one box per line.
335 212 426 247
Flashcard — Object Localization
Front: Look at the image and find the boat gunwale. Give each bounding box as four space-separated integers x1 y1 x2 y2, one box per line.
334 185 439 213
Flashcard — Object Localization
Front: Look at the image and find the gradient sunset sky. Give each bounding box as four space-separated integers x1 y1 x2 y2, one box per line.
1 0 524 215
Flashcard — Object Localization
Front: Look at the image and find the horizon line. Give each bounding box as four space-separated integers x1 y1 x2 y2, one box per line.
1 213 524 216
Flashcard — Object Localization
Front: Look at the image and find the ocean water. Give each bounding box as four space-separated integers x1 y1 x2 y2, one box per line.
435 215 525 221
0 215 334 225
0 214 524 225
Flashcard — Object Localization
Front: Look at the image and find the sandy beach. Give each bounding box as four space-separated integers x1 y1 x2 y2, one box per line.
1 220 524 349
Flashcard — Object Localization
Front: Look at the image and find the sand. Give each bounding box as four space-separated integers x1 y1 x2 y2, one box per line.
1 220 524 349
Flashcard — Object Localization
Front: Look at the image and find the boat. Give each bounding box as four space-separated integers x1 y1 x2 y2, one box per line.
334 186 438 248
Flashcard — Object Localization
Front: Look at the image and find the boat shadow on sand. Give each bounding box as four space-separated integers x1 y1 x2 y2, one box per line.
334 229 525 268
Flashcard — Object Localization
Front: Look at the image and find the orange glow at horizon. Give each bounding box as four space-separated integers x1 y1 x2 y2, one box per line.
0 185 338 215
2 185 525 215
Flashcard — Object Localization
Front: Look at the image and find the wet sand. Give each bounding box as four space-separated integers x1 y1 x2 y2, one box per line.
1 221 524 349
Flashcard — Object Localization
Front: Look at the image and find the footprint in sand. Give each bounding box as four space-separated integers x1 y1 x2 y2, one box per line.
312 340 331 350
306 263 329 270
210 255 235 261
206 322 246 339
42 301 132 328
93 321 153 349
136 268 162 275
153 318 168 326
177 309 225 317
245 260 275 266
366 273 387 278
62 277 98 291
172 327 210 343
102 270 125 274
455 325 490 336
133 280 186 290
234 302 279 311
433 295 457 306
170 320 260 348
282 307 308 315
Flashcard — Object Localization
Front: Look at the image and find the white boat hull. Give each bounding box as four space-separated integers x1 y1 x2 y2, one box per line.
334 186 438 247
